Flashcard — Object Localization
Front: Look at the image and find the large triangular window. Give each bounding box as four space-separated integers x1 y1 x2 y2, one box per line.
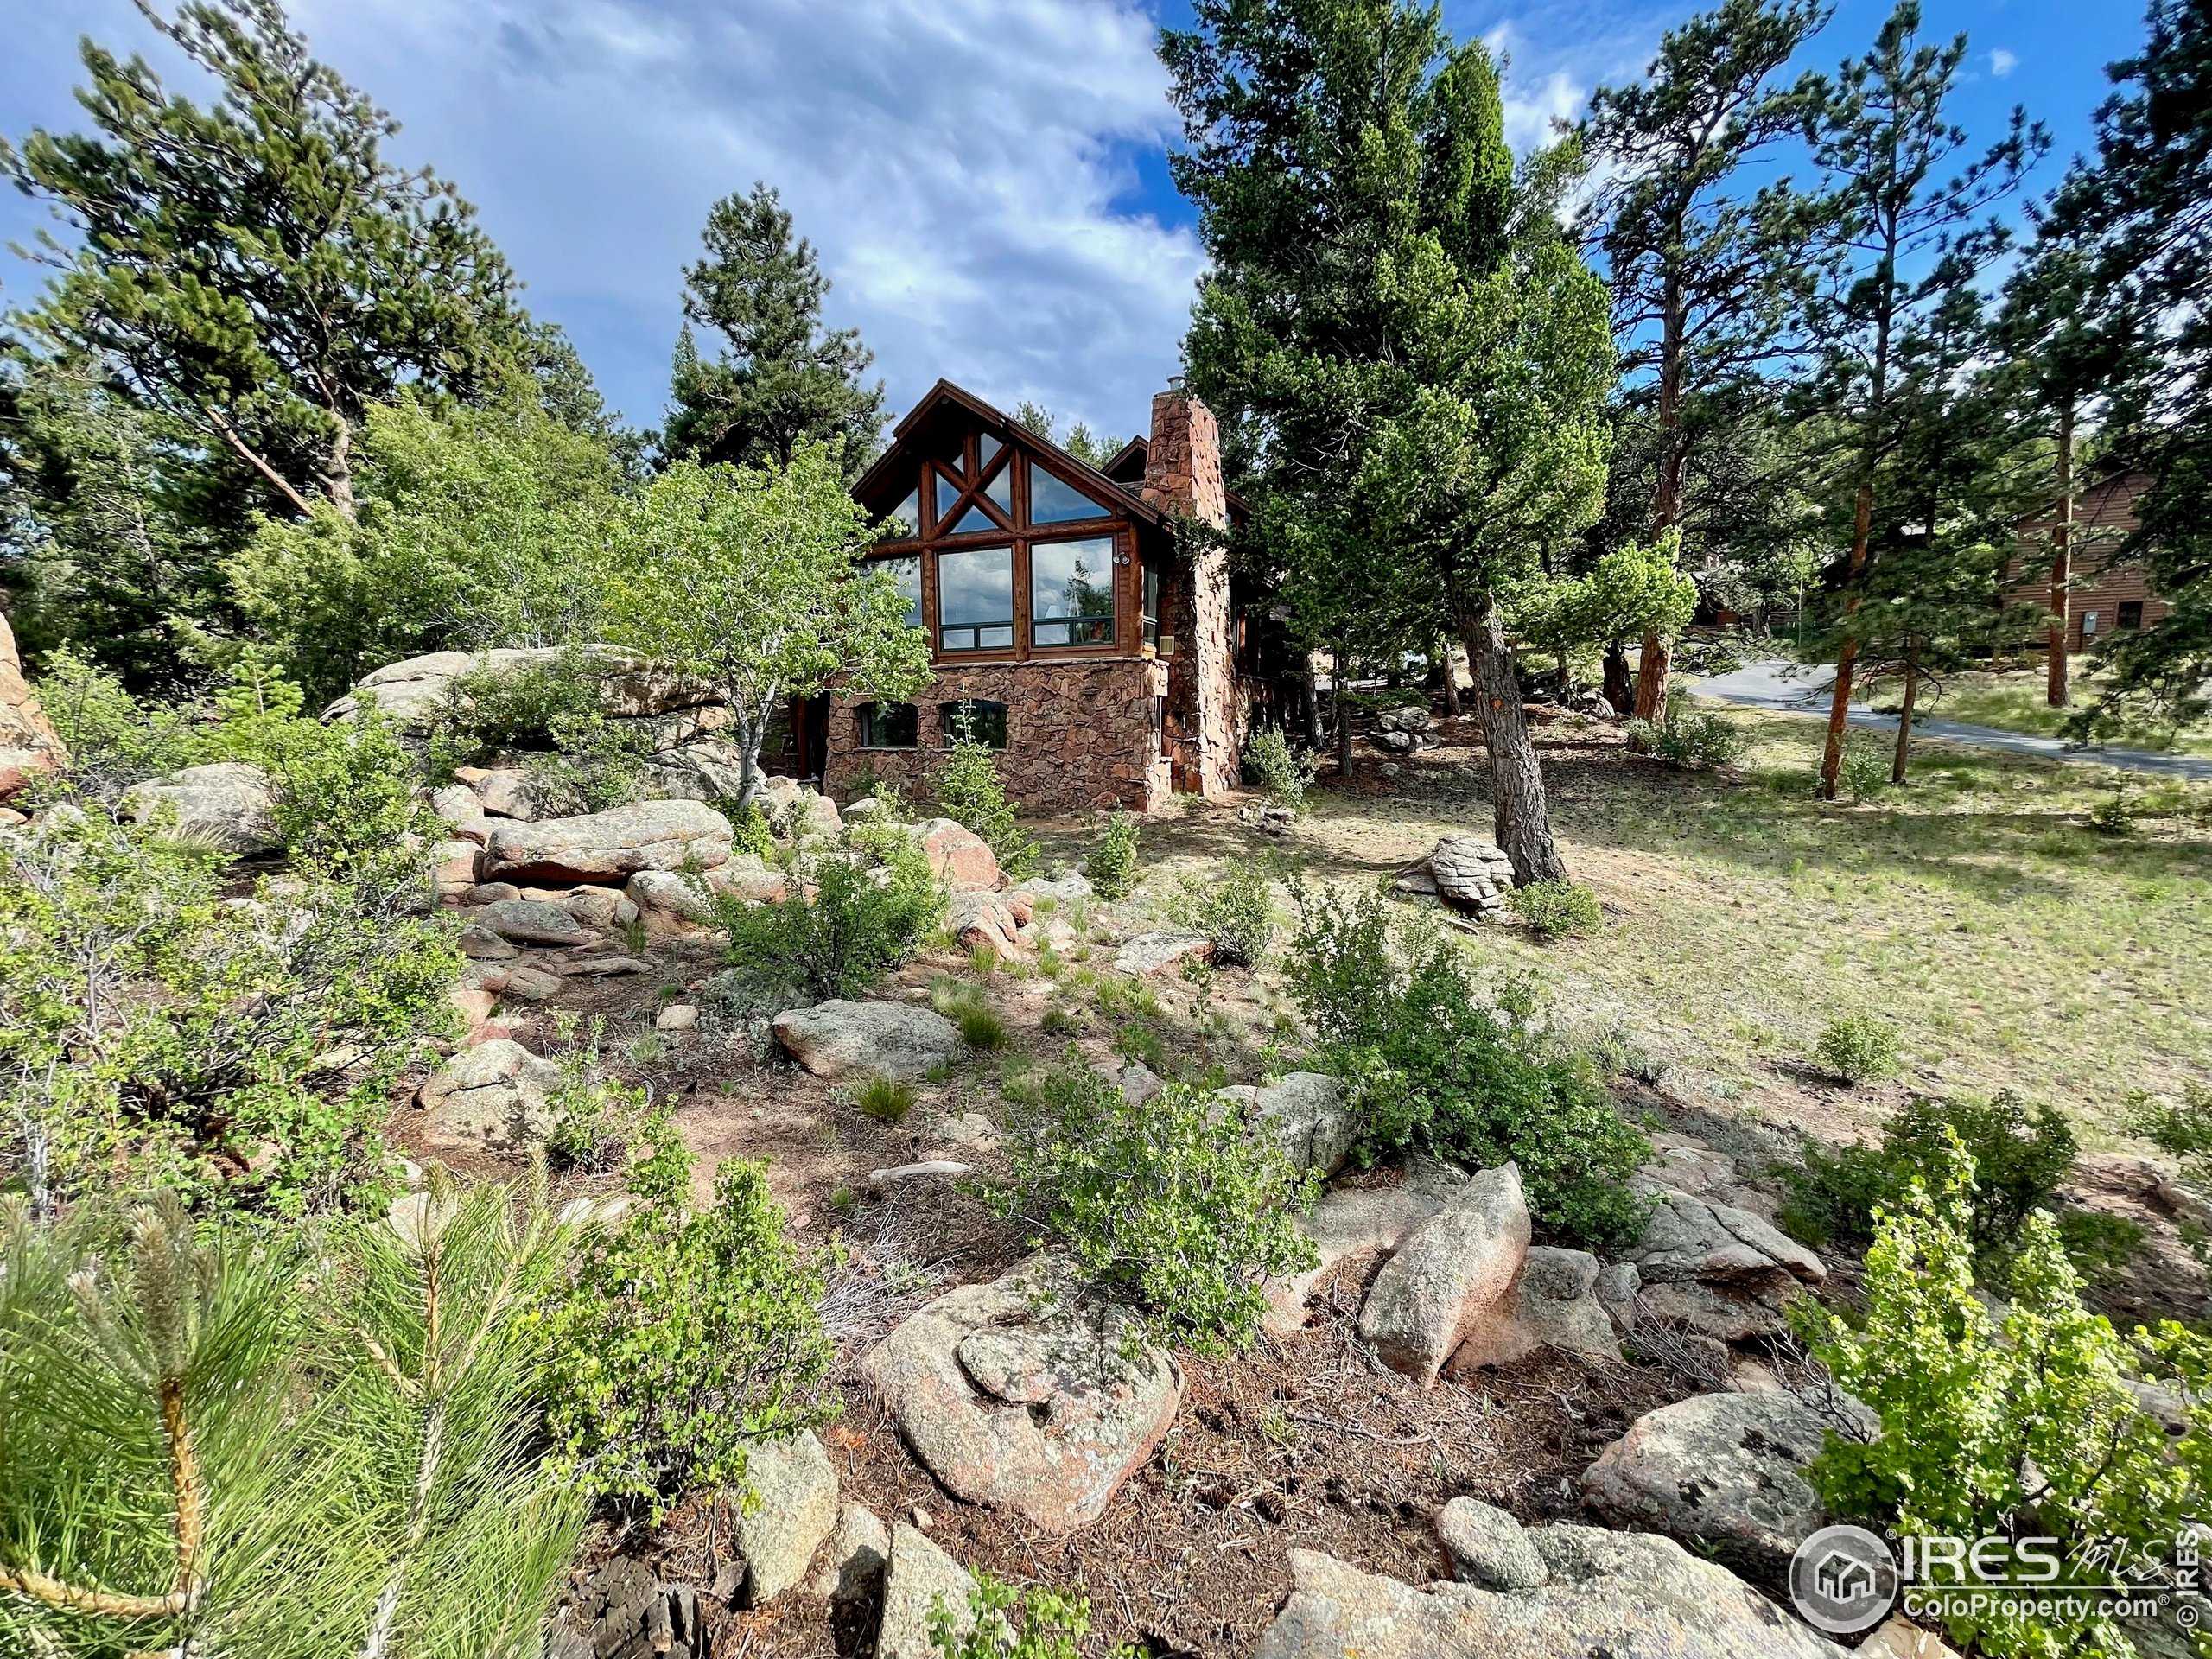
1028 461 1104 525
947 503 996 535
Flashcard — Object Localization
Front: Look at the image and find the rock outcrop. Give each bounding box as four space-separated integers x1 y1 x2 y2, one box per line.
1113 931 1213 976
124 762 281 855
1219 1072 1355 1178
912 817 1001 889
1358 1165 1530 1386
1620 1183 1827 1341
772 1001 962 1083
1394 836 1516 917
416 1039 563 1150
0 612 67 800
325 645 718 733
876 1524 977 1659
727 1431 838 1606
1262 1159 1471 1336
480 799 734 886
1252 1531 1848 1659
1447 1245 1623 1374
861 1263 1182 1535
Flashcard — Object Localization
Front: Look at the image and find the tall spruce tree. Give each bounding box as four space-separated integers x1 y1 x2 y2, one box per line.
1165 0 1612 884
1794 0 2042 798
664 184 886 477
0 0 526 522
2044 0 2212 734
1582 0 1826 726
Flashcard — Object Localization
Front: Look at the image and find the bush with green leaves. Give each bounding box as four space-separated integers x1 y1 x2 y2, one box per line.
1083 810 1140 899
728 800 776 861
1831 733 1894 802
1242 726 1318 812
929 1571 1138 1659
935 715 1039 879
424 648 652 815
26 645 200 804
0 805 461 1217
0 1173 584 1659
1286 885 1649 1245
1795 1143 2197 1659
1625 704 1747 769
1812 1011 1900 1084
1181 857 1279 968
718 819 946 1001
1780 1090 2078 1260
541 1014 657 1172
540 1121 839 1517
988 1063 1318 1352
1508 878 1602 939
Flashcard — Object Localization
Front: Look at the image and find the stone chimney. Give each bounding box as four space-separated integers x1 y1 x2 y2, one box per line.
1141 385 1237 797
1140 381 1230 530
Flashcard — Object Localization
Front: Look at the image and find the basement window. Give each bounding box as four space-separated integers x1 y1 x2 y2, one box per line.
943 699 1010 749
856 701 919 749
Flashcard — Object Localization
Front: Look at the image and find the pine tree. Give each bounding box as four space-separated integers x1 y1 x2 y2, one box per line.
1166 0 1611 885
1582 0 1825 725
1793 0 2043 799
0 0 527 521
663 183 886 477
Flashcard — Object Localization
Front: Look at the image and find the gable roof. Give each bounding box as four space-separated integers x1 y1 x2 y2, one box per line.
853 378 1165 530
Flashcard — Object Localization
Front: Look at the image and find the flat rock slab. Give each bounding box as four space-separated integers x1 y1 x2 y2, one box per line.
1113 931 1213 976
876 1524 976 1659
773 1000 961 1083
1580 1389 1849 1584
1359 1164 1530 1386
124 762 279 855
481 799 734 886
1620 1182 1827 1340
860 1264 1183 1535
471 898 588 945
1253 1534 1848 1659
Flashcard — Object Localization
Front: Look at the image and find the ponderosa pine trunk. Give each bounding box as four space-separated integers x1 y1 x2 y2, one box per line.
1891 639 1920 785
1603 642 1634 715
1635 262 1688 728
1333 641 1352 779
1461 597 1567 886
2047 399 2075 708
1819 475 1877 799
1436 639 1462 718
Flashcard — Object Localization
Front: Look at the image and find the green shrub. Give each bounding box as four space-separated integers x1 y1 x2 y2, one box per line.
1780 1091 2078 1262
424 648 649 813
1795 1143 2188 1659
988 1064 1318 1351
28 646 200 803
1243 727 1318 812
1832 733 1894 801
2056 1208 2144 1289
1083 810 1140 899
936 717 1038 879
1625 704 1746 769
1812 1012 1900 1084
2127 1083 2212 1192
542 1015 656 1172
1286 885 1649 1245
1508 879 1602 939
728 802 776 861
719 820 946 1001
0 806 461 1217
929 1571 1136 1659
542 1122 839 1517
852 1075 917 1124
932 979 1008 1051
1182 857 1278 968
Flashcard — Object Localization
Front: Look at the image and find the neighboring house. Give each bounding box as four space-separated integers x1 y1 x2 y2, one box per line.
796 378 1246 812
2009 470 2169 652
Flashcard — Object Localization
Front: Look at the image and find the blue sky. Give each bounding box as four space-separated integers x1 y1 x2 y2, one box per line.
0 0 2148 445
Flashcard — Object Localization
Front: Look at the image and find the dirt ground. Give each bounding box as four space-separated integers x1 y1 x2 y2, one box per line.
385 704 2212 1656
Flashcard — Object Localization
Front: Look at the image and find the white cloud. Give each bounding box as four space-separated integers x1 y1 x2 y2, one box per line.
1988 47 2018 78
271 0 1207 438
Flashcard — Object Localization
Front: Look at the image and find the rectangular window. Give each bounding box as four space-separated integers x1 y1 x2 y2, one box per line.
937 545 1014 652
2118 600 2145 630
877 554 923 628
1030 536 1116 647
1142 563 1160 649
943 699 1009 749
858 701 919 748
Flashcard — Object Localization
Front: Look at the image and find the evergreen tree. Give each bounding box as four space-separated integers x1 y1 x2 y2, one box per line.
1165 0 1611 884
2045 0 2212 734
1011 400 1122 469
1792 0 2043 798
0 0 527 522
664 184 886 477
1582 0 1826 724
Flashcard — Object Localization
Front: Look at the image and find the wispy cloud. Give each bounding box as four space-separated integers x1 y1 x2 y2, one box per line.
1989 47 2018 79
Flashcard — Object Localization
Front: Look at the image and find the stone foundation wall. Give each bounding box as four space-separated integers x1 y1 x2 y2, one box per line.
823 658 1170 814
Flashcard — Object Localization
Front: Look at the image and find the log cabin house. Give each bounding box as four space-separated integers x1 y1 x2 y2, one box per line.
776 379 1255 812
2007 470 2171 652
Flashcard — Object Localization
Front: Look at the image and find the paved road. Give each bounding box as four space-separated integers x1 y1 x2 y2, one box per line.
1682 658 2212 782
